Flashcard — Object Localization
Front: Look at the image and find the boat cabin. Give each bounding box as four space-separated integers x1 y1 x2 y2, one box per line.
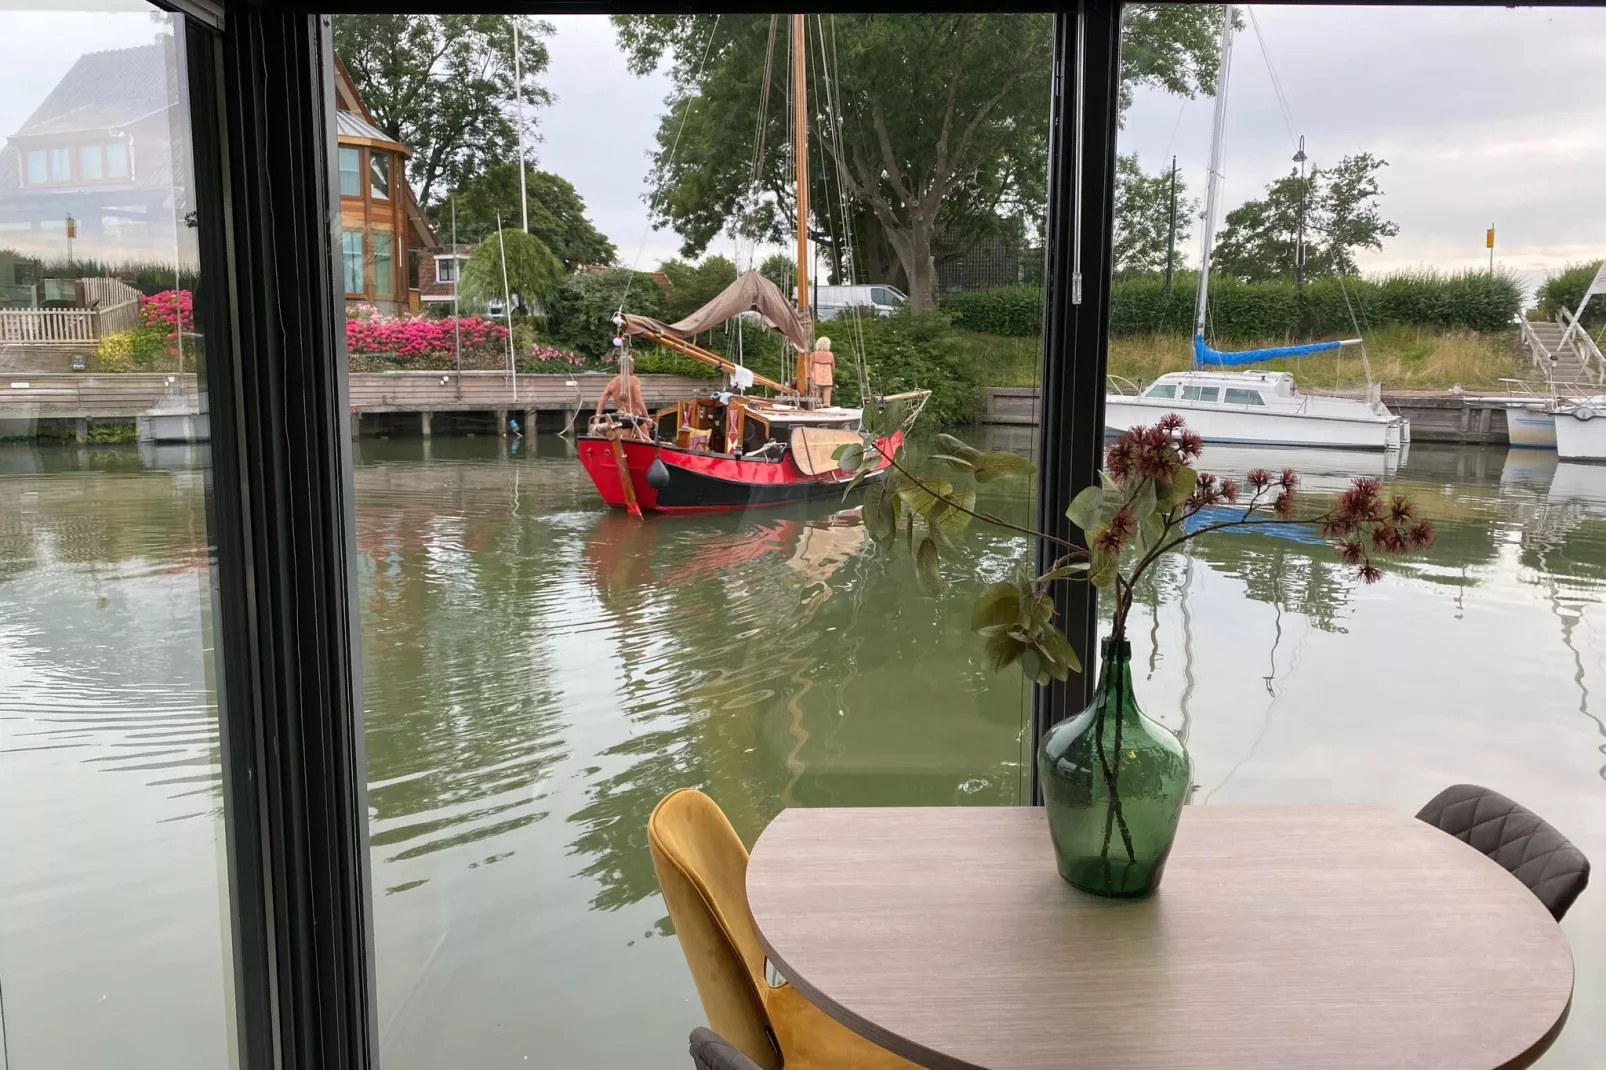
650 394 861 460
1138 370 1299 408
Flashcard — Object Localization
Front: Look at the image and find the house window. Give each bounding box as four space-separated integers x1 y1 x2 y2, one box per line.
25 150 46 184
1179 386 1220 402
435 257 458 284
49 147 70 182
1145 384 1177 399
373 232 393 298
369 152 389 200
338 147 361 197
408 247 420 291
1224 388 1266 406
341 230 364 294
105 141 128 179
81 144 103 180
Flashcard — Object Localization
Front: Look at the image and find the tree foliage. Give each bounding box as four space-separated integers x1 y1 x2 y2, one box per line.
334 15 552 207
432 163 616 270
1213 152 1398 283
1113 154 1197 276
547 268 665 357
612 8 1226 315
657 255 739 322
459 228 566 315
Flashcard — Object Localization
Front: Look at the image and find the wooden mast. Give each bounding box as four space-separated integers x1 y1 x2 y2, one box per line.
791 13 810 395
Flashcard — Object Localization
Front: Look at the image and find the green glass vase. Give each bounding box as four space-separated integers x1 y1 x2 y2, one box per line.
1039 637 1191 896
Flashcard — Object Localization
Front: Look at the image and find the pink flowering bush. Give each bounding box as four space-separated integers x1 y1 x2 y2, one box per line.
529 342 584 367
140 288 193 334
345 313 509 370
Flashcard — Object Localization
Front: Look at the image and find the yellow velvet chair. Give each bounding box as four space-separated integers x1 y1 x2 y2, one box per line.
648 789 919 1070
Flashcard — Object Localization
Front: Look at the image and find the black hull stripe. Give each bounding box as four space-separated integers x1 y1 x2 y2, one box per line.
654 462 885 509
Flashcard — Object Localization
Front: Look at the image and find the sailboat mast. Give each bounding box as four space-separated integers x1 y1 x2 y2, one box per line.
1193 4 1235 345
792 13 810 393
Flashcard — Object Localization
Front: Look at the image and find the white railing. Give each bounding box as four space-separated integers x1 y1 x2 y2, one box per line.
1557 305 1605 385
1516 315 1551 375
0 308 98 344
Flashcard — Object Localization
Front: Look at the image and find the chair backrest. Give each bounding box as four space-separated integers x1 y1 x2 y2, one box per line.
648 789 779 1070
689 1028 764 1070
1416 784 1591 921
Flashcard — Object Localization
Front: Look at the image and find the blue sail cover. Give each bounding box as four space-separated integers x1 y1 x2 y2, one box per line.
1194 334 1342 367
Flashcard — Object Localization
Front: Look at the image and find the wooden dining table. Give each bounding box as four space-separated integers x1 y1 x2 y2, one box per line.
745 805 1574 1070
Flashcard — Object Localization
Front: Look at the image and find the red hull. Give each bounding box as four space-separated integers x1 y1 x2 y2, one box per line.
579 430 904 513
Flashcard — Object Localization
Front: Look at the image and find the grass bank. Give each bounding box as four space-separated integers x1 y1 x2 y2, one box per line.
955 325 1529 394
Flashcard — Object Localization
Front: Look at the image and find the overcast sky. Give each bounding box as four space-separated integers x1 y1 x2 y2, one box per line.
4 6 1603 300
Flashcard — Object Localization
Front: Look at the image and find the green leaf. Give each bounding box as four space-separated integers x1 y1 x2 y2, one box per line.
863 484 897 543
897 477 954 517
1089 548 1118 588
984 631 1028 672
860 404 884 435
971 582 1020 634
1127 477 1157 523
1019 646 1043 685
836 443 865 472
929 453 977 473
972 450 1036 484
933 433 984 461
1135 512 1165 555
1156 466 1198 510
915 536 942 595
931 488 977 537
1035 561 1091 582
1037 624 1082 676
1066 485 1104 531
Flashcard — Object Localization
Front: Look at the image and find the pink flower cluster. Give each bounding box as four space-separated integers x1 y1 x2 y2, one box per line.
346 314 509 362
140 289 193 333
530 342 584 366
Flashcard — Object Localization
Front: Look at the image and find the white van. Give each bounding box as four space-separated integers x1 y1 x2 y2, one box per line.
810 284 906 321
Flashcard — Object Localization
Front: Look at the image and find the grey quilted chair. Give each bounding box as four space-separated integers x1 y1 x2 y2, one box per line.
1416 784 1590 921
690 1028 763 1070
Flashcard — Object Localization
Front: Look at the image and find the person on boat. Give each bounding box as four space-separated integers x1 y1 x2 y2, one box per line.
807 336 835 407
594 348 650 440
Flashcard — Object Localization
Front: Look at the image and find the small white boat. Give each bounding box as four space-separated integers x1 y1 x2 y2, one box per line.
1107 370 1407 450
1552 398 1606 462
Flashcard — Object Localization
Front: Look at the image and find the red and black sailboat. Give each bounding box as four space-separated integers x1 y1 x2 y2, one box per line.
578 14 926 515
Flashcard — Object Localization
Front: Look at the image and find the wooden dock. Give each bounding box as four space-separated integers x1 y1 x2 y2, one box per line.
0 371 714 440
978 386 1519 445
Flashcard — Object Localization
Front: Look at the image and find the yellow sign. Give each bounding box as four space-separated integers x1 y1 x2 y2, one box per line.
1486 228 1495 249
65 216 76 239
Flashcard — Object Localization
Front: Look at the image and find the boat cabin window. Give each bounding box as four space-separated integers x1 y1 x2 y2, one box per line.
1145 384 1177 399
1179 386 1219 403
1223 388 1266 406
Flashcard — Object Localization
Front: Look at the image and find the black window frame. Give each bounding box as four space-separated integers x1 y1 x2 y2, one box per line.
157 2 1601 1069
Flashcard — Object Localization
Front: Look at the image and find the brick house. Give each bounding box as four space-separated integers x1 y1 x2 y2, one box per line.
418 243 472 307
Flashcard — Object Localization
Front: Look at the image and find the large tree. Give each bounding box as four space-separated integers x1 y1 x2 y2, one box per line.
1213 152 1398 282
459 228 566 316
432 163 617 270
334 15 552 207
613 9 1226 314
1113 154 1197 276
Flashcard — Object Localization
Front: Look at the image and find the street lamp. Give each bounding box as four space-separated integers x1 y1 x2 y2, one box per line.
1292 137 1307 289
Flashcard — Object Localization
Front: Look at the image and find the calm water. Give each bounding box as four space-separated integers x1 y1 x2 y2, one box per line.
1 436 1603 1068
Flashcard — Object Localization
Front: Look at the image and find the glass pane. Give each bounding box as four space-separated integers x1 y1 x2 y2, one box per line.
1115 5 1606 1065
334 9 1046 1065
339 145 361 197
1179 385 1218 402
1145 383 1176 398
80 143 103 180
369 150 389 200
0 7 234 1068
372 231 393 297
342 229 364 293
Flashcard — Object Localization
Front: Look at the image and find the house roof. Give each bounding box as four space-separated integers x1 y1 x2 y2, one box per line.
10 41 173 140
335 109 411 158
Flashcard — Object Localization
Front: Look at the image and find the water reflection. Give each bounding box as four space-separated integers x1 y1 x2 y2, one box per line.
4 438 1606 1066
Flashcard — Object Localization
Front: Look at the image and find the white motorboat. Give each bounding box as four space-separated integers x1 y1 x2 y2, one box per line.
1552 398 1606 462
1108 369 1407 450
1105 5 1405 452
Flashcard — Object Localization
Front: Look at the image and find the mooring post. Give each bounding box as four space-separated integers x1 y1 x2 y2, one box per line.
75 417 89 443
421 411 432 438
496 409 508 437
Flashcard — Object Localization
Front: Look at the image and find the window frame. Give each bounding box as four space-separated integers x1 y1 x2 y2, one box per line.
372 230 394 298
368 149 389 200
338 145 362 197
1224 387 1266 406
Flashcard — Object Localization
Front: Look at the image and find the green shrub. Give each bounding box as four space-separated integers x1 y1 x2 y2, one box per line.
833 311 978 428
944 268 1523 341
547 268 665 357
1537 261 1604 327
95 325 169 371
941 284 1043 336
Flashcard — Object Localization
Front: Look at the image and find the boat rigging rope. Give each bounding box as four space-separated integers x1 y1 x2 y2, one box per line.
616 14 722 321
816 14 871 402
1245 7 1301 154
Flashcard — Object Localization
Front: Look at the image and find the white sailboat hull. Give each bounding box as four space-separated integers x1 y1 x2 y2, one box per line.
1553 405 1606 461
1106 393 1404 450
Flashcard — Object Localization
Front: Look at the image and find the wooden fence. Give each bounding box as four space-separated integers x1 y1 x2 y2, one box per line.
0 277 143 345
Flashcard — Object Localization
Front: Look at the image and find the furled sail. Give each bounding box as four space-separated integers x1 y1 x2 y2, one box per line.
619 270 814 353
1194 335 1343 368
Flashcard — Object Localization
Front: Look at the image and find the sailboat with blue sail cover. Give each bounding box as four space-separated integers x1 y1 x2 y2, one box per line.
1106 4 1408 452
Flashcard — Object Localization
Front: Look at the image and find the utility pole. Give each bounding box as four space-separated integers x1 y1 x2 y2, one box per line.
1164 156 1177 295
1293 135 1307 289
